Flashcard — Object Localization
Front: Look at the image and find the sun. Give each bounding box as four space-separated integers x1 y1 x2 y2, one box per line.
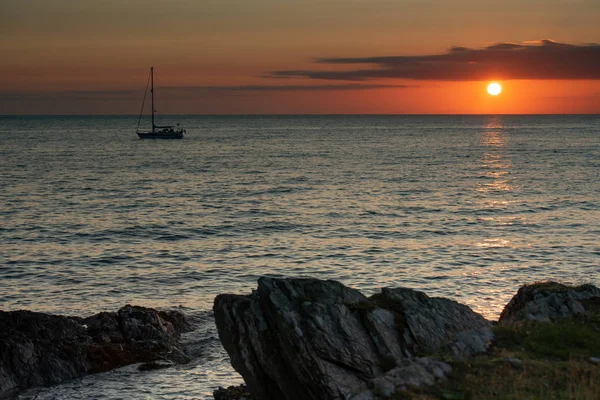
487 82 502 96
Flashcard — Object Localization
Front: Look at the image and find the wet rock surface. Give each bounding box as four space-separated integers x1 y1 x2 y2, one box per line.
0 305 190 398
213 277 492 400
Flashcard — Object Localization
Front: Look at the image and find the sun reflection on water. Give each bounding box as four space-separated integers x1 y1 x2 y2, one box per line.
476 238 512 248
475 117 515 249
477 118 514 194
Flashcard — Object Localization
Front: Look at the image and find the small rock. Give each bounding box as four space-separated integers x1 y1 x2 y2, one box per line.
138 361 175 371
504 357 523 368
366 358 451 398
213 384 253 400
589 357 600 365
369 376 395 397
347 390 375 400
450 327 495 359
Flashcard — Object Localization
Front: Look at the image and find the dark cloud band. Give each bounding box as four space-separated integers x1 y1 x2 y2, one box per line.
269 40 600 81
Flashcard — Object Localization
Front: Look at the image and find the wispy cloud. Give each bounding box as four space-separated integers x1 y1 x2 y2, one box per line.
269 40 600 81
192 83 412 91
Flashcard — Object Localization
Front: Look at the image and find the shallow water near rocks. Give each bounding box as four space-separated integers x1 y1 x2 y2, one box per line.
1 115 598 398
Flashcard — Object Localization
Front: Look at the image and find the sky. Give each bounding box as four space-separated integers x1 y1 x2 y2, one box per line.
1 0 599 114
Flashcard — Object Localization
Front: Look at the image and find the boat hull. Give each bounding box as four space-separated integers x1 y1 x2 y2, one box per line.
137 131 184 139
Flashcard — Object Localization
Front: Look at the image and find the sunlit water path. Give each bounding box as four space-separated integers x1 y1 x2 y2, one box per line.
1 115 598 398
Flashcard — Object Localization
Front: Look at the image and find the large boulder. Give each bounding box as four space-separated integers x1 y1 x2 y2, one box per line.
0 305 190 397
498 281 600 324
213 278 492 400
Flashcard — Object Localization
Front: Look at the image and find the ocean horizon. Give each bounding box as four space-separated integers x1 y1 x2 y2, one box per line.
1 114 598 398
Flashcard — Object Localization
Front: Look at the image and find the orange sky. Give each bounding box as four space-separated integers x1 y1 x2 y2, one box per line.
1 0 599 114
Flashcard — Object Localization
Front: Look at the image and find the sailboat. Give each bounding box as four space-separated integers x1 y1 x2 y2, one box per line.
136 67 185 139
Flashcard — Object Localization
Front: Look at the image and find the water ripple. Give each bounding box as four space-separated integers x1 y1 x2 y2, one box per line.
1 115 599 399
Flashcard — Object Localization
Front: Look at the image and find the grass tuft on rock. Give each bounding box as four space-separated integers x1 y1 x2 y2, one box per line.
494 320 600 361
400 312 600 400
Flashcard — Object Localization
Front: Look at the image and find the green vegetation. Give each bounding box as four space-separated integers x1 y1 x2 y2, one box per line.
429 356 598 400
494 320 600 361
396 313 600 400
349 283 600 399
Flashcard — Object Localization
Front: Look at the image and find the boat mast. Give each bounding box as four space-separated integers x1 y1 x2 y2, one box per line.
151 67 155 132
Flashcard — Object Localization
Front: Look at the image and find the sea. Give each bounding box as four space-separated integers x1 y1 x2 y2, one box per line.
1 115 599 399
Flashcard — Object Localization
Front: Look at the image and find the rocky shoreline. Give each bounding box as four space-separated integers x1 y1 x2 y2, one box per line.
213 279 600 400
1 280 598 399
0 305 190 398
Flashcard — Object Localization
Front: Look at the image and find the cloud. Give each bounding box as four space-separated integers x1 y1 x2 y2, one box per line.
166 83 414 93
268 40 600 81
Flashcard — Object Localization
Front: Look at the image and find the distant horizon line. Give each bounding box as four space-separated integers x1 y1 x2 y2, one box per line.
1 113 599 117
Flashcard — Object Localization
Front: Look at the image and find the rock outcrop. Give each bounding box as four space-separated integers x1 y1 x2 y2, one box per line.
213 278 492 400
213 384 254 400
498 281 600 324
0 305 190 398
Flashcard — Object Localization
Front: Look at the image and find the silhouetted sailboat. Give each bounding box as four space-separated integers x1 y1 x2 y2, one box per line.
136 67 185 139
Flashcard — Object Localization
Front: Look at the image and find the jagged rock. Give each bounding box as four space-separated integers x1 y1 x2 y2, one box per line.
138 360 176 371
375 287 493 358
504 357 524 368
213 384 253 400
347 391 375 400
365 357 451 398
498 282 600 324
450 327 495 359
0 305 190 397
213 278 492 400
